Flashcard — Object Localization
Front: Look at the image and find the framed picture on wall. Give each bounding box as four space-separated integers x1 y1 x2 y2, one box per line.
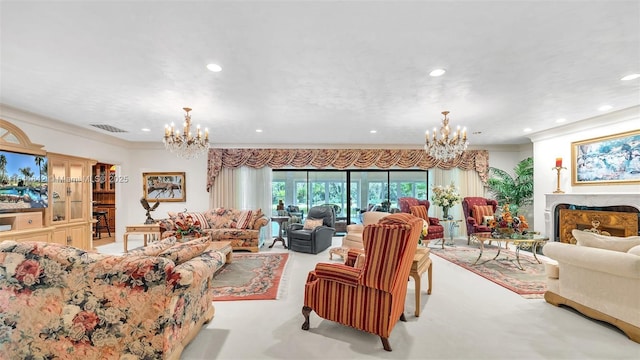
142 172 186 202
571 129 640 185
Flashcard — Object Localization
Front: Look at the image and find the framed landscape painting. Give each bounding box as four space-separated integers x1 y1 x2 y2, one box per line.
571 129 640 185
142 172 186 202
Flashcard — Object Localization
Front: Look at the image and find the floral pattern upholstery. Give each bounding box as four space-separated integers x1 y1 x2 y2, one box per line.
157 208 269 252
462 197 499 241
0 240 225 360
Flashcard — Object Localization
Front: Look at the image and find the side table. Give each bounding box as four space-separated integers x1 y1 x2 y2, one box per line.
437 219 462 249
409 246 433 317
124 223 161 253
270 216 290 249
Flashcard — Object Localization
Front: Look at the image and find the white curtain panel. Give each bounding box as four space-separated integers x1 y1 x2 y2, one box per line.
209 166 273 244
430 168 484 235
209 166 272 211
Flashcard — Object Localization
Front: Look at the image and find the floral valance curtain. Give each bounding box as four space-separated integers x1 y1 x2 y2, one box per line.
206 148 489 191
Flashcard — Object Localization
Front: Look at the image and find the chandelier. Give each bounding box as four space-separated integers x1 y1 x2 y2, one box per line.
424 111 468 161
163 107 210 159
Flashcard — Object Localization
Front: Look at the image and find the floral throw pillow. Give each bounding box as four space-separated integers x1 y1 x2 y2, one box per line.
303 218 324 230
127 236 177 256
158 236 211 264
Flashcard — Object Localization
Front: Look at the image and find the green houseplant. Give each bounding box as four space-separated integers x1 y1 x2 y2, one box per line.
486 157 533 215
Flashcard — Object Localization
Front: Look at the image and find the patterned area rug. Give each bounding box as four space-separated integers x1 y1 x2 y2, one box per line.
211 253 289 301
430 242 547 299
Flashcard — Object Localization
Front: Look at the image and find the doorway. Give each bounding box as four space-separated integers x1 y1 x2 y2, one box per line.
92 162 116 246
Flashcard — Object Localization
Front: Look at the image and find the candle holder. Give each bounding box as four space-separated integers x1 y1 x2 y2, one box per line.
552 166 566 193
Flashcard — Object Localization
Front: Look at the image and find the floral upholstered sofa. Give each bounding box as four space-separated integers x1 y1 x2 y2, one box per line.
0 236 225 360
156 208 269 252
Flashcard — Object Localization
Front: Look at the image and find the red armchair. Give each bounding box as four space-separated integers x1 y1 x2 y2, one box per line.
302 213 422 351
462 197 499 243
398 197 444 240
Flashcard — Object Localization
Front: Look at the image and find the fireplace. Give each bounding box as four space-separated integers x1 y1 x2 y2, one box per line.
545 193 640 241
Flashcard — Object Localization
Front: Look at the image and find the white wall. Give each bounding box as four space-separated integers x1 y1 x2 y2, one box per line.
529 106 640 234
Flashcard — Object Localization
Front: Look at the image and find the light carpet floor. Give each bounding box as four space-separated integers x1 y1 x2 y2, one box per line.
97 236 640 360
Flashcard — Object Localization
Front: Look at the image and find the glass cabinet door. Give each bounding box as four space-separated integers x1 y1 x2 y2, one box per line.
51 161 67 222
68 162 84 221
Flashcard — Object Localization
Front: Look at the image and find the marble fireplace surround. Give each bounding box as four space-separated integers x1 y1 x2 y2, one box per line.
545 193 640 241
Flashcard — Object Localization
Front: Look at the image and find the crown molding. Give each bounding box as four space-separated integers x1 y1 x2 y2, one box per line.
527 105 640 143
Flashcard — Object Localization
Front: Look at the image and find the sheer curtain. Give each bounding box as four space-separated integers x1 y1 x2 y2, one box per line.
430 168 485 236
209 166 272 244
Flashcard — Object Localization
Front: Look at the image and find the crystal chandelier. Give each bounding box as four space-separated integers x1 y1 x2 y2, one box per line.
424 111 468 161
163 107 210 159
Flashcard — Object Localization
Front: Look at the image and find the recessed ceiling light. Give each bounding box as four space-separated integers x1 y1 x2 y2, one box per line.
621 73 640 81
141 128 150 132
370 130 377 134
256 129 263 133
523 128 532 132
598 105 612 111
555 118 566 123
429 68 446 77
206 63 222 72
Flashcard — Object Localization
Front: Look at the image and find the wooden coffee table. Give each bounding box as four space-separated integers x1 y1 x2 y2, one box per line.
209 241 233 264
410 246 433 317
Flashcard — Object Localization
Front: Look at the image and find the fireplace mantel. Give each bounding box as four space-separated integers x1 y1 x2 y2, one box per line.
545 193 640 241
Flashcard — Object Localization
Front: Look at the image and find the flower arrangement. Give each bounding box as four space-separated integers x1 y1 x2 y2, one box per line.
418 219 429 245
488 203 529 236
431 182 462 218
175 215 204 238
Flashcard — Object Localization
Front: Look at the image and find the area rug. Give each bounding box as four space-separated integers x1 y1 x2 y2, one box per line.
430 243 547 299
211 253 290 301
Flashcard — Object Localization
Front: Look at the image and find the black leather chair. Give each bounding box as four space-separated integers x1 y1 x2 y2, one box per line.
288 205 335 254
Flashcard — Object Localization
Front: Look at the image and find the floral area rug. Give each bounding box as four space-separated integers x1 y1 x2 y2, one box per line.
430 242 547 299
211 253 289 301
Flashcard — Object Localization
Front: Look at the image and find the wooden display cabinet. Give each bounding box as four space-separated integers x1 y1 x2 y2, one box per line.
47 152 96 249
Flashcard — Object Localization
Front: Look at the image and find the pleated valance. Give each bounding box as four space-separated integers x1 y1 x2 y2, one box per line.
207 148 489 191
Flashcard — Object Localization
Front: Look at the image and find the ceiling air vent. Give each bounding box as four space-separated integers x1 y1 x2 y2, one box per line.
90 124 127 133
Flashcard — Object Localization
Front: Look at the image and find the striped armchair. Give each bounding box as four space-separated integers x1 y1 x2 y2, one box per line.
302 213 422 351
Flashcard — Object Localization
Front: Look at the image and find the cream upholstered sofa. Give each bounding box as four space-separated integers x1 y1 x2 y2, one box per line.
0 236 226 359
342 211 391 249
328 212 391 260
542 229 640 343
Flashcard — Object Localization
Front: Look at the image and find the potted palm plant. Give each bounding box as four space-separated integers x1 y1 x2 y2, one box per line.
486 157 534 216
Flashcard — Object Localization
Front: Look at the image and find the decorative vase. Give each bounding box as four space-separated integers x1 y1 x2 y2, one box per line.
442 207 450 219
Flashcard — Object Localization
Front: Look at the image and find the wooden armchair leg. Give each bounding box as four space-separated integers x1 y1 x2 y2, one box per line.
380 337 392 351
301 306 311 330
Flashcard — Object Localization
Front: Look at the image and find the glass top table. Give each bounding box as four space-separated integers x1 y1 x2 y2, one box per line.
470 232 548 270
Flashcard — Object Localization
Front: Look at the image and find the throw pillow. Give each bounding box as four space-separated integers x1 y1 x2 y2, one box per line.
158 236 211 264
250 208 266 229
409 205 428 221
236 210 254 229
572 229 640 252
472 205 494 225
627 245 640 256
482 215 495 226
127 236 177 256
303 218 324 230
178 212 210 229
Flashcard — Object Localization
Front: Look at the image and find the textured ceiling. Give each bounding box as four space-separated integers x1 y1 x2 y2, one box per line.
1 1 639 147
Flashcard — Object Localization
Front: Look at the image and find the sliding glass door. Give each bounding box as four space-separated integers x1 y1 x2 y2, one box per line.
273 169 428 225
